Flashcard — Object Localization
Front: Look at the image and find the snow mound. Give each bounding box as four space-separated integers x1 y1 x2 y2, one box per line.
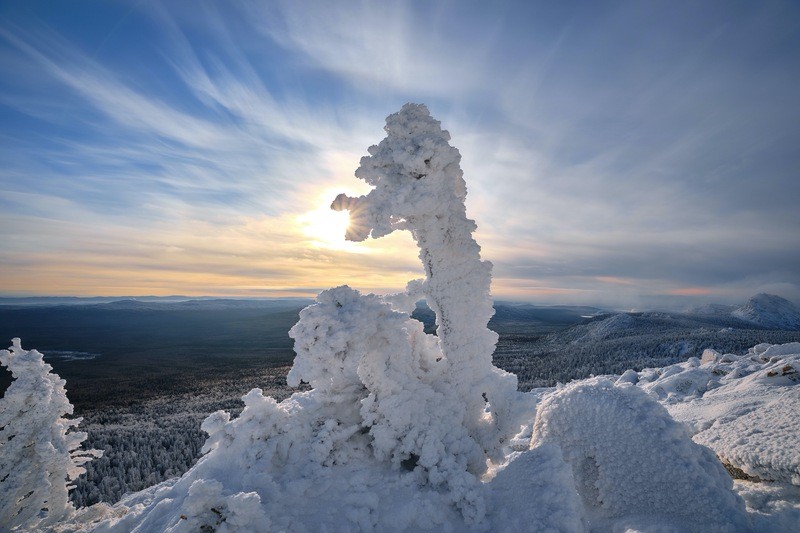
732 293 800 330
531 377 747 532
637 343 800 486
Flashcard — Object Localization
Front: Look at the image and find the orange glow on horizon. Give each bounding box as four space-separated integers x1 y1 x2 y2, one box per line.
663 287 714 296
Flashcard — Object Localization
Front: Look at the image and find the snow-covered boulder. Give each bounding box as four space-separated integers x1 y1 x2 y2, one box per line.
640 343 800 486
531 377 749 532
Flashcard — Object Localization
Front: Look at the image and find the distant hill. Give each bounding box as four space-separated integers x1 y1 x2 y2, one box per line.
98 298 313 312
411 301 603 334
0 297 313 311
494 306 800 390
491 302 603 325
685 303 736 316
0 295 208 306
732 293 800 330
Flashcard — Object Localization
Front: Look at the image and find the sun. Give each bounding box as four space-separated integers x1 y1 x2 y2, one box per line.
297 205 353 251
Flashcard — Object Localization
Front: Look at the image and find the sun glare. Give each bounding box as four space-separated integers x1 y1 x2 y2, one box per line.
298 205 354 251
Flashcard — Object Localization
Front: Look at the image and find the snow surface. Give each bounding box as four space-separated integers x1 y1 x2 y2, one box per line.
5 104 800 531
51 340 800 533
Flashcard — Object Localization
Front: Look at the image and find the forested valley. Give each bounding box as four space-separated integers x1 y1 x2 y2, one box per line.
2 299 799 505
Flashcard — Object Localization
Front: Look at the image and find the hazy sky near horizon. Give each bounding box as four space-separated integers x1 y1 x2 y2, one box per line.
1 0 799 308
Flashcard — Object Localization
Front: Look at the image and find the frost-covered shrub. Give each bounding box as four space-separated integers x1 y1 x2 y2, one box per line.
0 338 101 530
94 104 530 529
158 103 532 524
288 285 488 520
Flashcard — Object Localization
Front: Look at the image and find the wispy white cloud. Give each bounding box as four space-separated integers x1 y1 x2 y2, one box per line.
247 0 503 100
0 0 798 305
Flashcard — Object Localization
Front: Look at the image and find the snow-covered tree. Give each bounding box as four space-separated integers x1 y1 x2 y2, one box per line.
0 338 102 530
332 103 527 456
76 104 757 532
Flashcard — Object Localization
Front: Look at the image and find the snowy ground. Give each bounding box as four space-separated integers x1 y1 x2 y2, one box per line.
626 343 800 531
58 341 798 532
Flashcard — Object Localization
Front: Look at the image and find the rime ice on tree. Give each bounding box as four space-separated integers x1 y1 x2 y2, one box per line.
0 338 102 530
331 103 524 461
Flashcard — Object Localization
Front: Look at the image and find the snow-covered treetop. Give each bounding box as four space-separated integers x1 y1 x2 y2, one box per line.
333 103 524 461
0 337 63 387
0 338 101 530
332 103 466 241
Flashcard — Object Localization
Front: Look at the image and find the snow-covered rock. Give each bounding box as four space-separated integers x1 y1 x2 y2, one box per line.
637 342 800 486
531 377 748 532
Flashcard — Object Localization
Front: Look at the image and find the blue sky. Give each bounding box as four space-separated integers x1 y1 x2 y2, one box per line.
1 0 798 308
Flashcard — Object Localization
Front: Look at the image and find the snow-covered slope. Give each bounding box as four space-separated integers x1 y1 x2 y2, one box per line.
629 343 800 485
573 313 636 343
69 341 800 532
617 342 800 530
732 293 800 330
503 305 800 390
